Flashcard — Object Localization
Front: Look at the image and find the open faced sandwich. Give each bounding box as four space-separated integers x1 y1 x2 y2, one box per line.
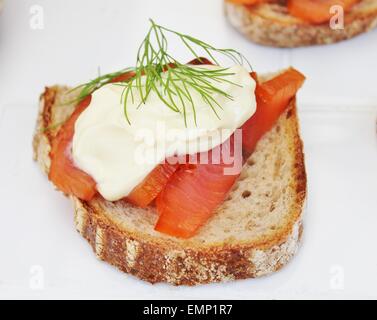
33 20 307 285
224 0 377 47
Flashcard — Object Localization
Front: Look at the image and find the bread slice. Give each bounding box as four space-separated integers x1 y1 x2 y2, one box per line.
224 0 377 47
33 77 306 285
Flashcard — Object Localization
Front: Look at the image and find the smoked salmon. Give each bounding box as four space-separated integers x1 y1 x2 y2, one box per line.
155 135 242 238
126 163 179 208
49 96 97 201
242 68 305 156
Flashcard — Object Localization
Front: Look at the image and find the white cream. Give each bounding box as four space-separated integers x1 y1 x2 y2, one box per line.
72 64 256 201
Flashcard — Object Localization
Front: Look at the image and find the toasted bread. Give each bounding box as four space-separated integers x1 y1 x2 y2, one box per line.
33 74 306 285
224 0 377 47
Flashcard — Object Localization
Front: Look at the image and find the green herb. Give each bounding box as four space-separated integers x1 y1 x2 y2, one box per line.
69 19 252 126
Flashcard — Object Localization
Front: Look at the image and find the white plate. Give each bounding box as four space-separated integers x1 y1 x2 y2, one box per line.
0 0 377 299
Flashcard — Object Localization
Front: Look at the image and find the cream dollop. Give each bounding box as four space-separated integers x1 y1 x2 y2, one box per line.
72 64 256 201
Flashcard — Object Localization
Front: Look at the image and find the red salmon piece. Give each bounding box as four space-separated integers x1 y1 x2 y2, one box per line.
49 96 97 201
242 68 305 157
126 163 179 208
155 135 243 238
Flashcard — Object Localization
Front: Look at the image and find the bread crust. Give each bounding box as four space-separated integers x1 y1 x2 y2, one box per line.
224 0 377 47
33 85 306 285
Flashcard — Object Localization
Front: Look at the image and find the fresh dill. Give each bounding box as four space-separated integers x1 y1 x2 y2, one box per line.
69 19 252 126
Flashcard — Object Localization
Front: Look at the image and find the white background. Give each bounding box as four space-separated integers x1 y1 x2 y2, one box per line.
0 0 376 299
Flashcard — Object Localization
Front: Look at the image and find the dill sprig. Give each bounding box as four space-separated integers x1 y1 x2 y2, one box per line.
68 69 134 103
70 19 252 126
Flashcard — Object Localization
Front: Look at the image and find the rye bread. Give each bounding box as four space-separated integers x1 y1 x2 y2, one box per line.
33 76 307 285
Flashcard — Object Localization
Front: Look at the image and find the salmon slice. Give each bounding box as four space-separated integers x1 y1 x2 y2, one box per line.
155 135 242 238
242 68 305 157
49 96 97 201
126 163 179 208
